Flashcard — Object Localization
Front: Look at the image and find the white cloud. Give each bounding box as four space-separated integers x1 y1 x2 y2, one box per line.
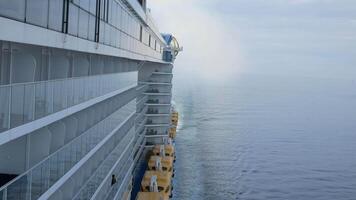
148 0 356 80
148 0 245 82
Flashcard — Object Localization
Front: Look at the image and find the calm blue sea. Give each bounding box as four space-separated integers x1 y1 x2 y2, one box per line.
172 74 356 200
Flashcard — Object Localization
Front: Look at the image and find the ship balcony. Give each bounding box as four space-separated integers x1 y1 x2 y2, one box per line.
145 106 171 115
146 96 171 105
146 128 169 136
146 75 172 84
133 133 145 160
144 124 171 128
0 110 136 200
143 91 171 96
136 122 146 138
74 133 134 199
145 118 170 125
138 81 172 86
146 135 170 146
0 73 137 134
103 160 134 200
135 109 147 124
145 103 171 107
151 72 173 76
146 79 172 84
136 96 148 109
146 107 170 115
136 84 149 96
146 85 172 93
145 113 170 117
40 116 136 200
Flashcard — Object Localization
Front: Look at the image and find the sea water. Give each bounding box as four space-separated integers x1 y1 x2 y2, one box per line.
172 74 356 200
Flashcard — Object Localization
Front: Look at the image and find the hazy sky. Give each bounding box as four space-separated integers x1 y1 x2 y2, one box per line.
148 0 356 81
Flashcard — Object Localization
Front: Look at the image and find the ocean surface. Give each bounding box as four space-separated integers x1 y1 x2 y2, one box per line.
171 74 356 200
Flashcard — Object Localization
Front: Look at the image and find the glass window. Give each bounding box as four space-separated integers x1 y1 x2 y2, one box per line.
10 85 25 128
80 0 90 11
116 5 122 29
11 49 36 84
88 15 96 41
26 0 49 27
68 3 79 36
111 1 117 27
53 81 67 112
105 23 110 45
110 26 116 46
66 80 74 107
116 31 121 48
139 26 142 42
34 49 50 82
89 0 96 15
108 0 113 24
0 86 10 132
73 0 80 6
100 0 105 20
0 43 11 85
73 54 89 77
45 82 54 115
78 9 89 39
90 56 104 75
50 50 70 79
99 20 105 43
0 0 25 21
23 84 35 124
48 0 63 31
35 82 46 119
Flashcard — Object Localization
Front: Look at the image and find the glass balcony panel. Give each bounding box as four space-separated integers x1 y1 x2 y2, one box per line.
0 72 137 132
35 81 46 119
6 174 29 200
31 161 49 200
0 86 10 132
23 84 35 124
10 84 25 128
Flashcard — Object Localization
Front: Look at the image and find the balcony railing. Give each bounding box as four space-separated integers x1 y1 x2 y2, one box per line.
0 100 136 200
73 127 135 200
0 72 137 134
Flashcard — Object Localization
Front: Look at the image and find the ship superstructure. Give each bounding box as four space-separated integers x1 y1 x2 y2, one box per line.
0 1 179 199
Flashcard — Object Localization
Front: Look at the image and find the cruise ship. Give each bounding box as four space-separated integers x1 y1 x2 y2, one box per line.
0 1 180 199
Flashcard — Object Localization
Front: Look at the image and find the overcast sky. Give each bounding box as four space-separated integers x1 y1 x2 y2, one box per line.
148 0 356 81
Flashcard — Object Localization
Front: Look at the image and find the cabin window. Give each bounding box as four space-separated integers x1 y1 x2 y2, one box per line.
48 0 63 31
149 35 151 47
139 26 143 42
78 9 89 39
0 0 25 21
26 0 49 27
68 3 79 36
